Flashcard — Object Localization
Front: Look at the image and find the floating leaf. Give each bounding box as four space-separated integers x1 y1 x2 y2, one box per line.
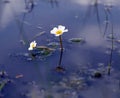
31 46 55 57
41 49 52 56
36 46 54 51
69 38 85 43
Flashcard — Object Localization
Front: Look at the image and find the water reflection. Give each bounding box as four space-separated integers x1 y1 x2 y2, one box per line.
80 0 102 34
0 0 60 28
72 0 119 6
84 26 105 47
24 0 35 13
0 0 120 98
1 0 117 28
0 0 25 28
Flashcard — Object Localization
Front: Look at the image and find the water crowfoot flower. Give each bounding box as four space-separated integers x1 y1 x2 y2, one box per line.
28 41 37 51
50 25 68 72
50 25 68 36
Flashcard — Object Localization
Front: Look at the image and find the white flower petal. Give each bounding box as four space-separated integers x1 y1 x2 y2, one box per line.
50 27 58 34
58 25 65 31
33 41 36 44
34 43 37 47
64 29 68 32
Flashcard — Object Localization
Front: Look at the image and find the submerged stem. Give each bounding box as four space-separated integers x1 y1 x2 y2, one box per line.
56 35 65 72
108 24 114 75
108 12 114 75
58 35 63 66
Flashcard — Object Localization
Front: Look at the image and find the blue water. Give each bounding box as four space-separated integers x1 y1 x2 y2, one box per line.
0 0 120 98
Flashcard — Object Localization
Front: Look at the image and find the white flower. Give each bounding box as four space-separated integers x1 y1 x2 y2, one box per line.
50 25 68 36
28 41 37 51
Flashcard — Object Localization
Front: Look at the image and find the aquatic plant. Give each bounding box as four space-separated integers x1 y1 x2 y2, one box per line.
36 46 55 58
28 41 37 51
50 25 68 72
103 4 114 75
107 24 114 75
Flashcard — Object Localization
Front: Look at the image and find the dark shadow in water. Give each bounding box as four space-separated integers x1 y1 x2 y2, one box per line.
10 0 37 46
94 0 102 34
49 0 59 8
19 13 29 46
14 12 29 46
24 0 35 13
81 2 92 29
81 0 102 33
2 0 10 3
7 2 29 46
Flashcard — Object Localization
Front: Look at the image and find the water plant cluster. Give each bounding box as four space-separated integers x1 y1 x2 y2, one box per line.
0 0 120 98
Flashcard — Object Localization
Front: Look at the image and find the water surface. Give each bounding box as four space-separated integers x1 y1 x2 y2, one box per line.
0 0 120 98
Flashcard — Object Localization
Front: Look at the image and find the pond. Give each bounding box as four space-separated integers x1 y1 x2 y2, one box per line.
0 0 120 98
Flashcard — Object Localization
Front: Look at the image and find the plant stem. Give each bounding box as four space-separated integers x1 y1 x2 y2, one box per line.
108 16 114 75
108 30 114 75
58 35 63 66
103 7 109 37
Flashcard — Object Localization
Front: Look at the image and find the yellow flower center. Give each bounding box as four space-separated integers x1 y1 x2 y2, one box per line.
56 30 63 35
31 43 35 48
